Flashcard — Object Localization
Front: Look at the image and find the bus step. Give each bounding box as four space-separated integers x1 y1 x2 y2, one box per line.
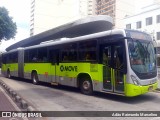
51 82 58 86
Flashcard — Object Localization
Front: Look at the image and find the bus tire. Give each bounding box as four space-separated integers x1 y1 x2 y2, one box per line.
7 70 11 79
80 78 93 95
32 72 39 85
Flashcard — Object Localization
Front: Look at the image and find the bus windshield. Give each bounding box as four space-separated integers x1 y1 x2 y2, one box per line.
128 39 156 78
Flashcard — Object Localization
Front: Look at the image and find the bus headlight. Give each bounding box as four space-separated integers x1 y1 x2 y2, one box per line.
131 75 141 86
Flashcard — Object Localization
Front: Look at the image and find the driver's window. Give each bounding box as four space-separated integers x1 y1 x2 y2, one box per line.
128 42 143 65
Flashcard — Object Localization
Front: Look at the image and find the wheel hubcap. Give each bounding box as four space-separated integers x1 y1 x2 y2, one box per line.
7 72 10 78
83 81 90 90
33 76 37 83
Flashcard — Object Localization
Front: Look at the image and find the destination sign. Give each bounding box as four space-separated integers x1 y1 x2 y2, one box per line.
126 30 152 40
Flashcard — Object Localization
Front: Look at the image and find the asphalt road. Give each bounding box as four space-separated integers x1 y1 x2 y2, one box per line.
0 76 160 120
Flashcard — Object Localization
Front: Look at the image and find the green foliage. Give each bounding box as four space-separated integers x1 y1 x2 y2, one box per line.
0 7 17 41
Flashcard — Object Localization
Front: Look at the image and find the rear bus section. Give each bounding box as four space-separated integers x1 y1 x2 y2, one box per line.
1 51 19 78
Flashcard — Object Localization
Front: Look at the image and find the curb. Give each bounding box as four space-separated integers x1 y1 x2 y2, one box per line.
0 80 35 111
21 100 28 109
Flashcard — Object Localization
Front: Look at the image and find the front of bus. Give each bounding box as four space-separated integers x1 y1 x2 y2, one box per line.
125 30 158 96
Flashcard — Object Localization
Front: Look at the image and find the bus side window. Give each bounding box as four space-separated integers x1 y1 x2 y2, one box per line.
49 49 59 65
32 56 38 61
61 43 77 62
2 55 6 64
78 40 97 61
37 47 48 62
49 50 55 63
28 49 38 62
85 53 91 61
62 53 68 61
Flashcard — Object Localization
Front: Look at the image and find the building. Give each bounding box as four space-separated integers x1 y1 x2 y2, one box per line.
30 0 96 36
88 0 96 15
30 0 135 36
123 2 160 47
96 0 135 28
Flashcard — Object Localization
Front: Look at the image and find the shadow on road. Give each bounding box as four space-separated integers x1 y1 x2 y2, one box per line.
10 77 158 105
94 91 157 104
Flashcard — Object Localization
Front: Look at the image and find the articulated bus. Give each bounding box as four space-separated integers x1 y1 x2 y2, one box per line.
1 29 158 97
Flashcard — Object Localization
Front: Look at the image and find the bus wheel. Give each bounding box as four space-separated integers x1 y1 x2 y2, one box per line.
80 78 93 95
7 70 11 79
32 72 39 85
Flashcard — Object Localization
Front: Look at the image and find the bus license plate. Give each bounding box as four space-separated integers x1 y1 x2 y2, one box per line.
148 86 153 91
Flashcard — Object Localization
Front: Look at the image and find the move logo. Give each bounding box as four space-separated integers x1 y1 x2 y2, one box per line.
60 65 78 72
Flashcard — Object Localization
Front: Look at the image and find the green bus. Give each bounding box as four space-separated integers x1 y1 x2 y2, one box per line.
1 29 158 97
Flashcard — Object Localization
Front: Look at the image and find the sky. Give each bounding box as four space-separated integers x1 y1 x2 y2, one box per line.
0 0 30 52
0 0 154 52
134 0 154 13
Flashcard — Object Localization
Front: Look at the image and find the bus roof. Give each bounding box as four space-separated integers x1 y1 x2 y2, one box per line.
3 29 126 54
23 29 126 50
3 29 152 53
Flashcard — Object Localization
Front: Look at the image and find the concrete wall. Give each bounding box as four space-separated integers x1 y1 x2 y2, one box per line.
123 4 160 46
115 0 135 29
33 0 80 35
31 0 96 35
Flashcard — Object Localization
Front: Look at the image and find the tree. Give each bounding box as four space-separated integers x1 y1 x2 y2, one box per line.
0 7 17 41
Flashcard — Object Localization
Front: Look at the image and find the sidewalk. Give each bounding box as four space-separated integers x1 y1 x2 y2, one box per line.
0 77 44 120
0 87 19 111
0 86 25 120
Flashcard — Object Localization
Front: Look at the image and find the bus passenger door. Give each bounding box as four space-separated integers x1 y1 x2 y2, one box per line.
49 49 59 84
101 42 126 94
101 45 113 91
112 43 125 93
